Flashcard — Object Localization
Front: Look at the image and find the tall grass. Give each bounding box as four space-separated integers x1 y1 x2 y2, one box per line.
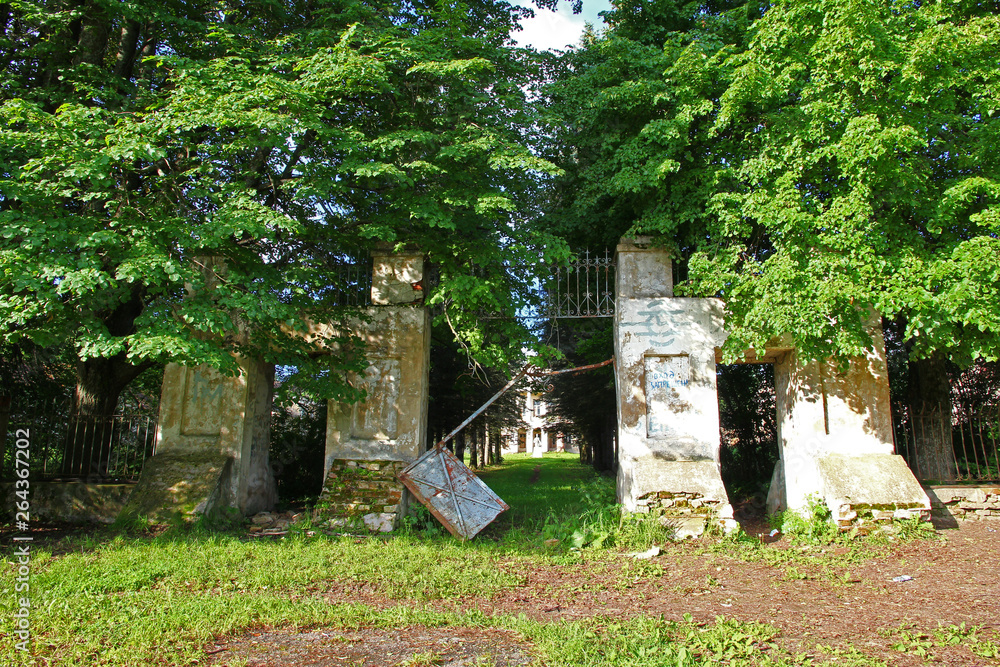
479 453 672 551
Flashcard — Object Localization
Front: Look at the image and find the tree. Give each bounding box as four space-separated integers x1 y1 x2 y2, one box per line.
544 319 617 470
687 0 1000 478
1 0 564 474
426 320 522 463
682 0 1000 365
542 0 1000 482
544 0 1000 365
537 0 751 253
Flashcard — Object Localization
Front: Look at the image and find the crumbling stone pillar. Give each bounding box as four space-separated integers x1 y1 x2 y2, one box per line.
767 328 930 530
613 238 734 536
121 357 277 522
318 249 430 531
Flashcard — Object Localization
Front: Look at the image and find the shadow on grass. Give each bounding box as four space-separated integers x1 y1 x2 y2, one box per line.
2 453 608 559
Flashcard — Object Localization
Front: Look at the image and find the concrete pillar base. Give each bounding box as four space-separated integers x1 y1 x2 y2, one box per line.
771 342 930 530
125 357 276 523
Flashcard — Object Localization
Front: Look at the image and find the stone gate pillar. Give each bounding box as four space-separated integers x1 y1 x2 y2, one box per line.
121 357 277 522
769 326 930 529
317 248 431 532
614 238 734 535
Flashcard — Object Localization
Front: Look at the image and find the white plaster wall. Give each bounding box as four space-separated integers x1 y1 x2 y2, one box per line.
772 335 927 517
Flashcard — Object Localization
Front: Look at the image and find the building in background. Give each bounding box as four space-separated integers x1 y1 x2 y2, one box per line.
503 390 577 456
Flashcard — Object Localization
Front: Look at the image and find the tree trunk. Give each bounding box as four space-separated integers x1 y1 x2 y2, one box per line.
243 361 277 515
113 19 141 81
491 425 502 465
63 282 149 478
908 353 958 481
469 428 478 468
455 432 466 462
73 0 109 68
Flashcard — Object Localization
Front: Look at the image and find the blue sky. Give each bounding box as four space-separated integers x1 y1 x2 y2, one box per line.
511 0 612 51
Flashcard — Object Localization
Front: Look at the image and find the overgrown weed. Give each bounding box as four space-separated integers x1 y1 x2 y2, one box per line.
880 622 1000 661
538 477 672 551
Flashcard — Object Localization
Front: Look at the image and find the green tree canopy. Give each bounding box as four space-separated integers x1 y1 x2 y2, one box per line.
1 0 565 420
543 0 1000 366
691 0 1000 364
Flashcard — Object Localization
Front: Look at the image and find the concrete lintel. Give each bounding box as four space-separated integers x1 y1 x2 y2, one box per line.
714 346 794 365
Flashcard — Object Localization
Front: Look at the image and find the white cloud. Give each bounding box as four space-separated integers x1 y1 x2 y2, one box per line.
511 7 586 52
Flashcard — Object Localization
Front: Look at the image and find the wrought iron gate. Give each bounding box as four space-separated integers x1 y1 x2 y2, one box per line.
543 249 616 319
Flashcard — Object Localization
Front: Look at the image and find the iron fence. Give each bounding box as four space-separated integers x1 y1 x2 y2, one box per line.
894 403 1000 482
544 249 616 319
1 397 157 482
324 256 374 307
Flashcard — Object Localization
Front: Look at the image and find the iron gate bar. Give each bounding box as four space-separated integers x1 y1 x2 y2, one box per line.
433 358 615 451
434 365 532 451
544 249 616 319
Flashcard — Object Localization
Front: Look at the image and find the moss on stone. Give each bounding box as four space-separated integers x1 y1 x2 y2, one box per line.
118 451 233 524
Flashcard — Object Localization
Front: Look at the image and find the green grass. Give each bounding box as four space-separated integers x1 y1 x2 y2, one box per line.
478 453 672 551
0 454 969 667
478 452 604 525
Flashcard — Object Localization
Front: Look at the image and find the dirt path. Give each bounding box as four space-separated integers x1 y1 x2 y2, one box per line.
210 520 1000 666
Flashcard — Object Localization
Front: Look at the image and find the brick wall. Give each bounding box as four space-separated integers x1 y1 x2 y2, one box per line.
925 485 1000 522
315 459 406 531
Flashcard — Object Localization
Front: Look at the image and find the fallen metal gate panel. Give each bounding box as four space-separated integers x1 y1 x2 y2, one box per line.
398 446 509 540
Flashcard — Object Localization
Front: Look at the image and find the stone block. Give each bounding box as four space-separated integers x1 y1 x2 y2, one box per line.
0 481 134 524
150 358 277 517
669 517 706 540
959 502 990 510
614 242 728 515
119 451 234 523
363 512 396 532
967 488 989 503
371 251 424 305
